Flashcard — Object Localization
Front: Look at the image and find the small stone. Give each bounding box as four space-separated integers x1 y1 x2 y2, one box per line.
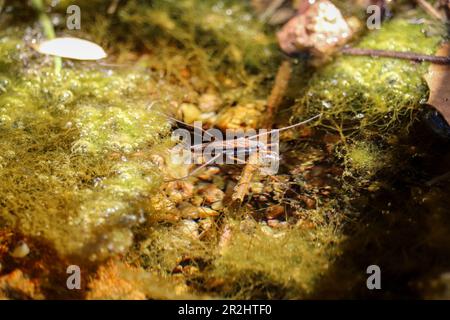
215 102 265 131
180 103 201 124
211 201 224 211
197 167 221 181
298 195 317 209
266 205 285 219
198 185 225 204
260 225 274 236
180 203 201 219
198 207 219 218
179 220 199 239
10 241 30 258
166 181 194 204
198 217 214 238
267 219 283 228
250 182 264 194
261 224 286 238
277 0 353 59
180 204 219 219
199 93 222 112
190 195 204 207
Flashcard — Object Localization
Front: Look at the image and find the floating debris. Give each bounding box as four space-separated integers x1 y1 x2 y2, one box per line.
33 37 107 60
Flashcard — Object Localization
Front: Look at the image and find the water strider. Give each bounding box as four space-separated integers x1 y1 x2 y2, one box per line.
166 113 322 181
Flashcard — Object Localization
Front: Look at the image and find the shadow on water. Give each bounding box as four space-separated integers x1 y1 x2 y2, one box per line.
310 115 450 299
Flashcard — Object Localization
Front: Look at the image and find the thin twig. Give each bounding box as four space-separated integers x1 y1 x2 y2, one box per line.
232 153 260 203
233 59 293 203
266 60 292 128
341 47 450 65
107 0 121 15
260 0 286 22
416 0 445 22
426 170 450 186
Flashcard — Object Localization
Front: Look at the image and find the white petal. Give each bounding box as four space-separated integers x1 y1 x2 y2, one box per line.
35 37 107 60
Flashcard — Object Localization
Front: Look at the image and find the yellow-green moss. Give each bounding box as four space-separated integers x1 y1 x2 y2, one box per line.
115 0 279 101
344 141 384 175
119 0 276 69
0 35 21 74
138 221 213 273
0 34 172 260
210 217 343 299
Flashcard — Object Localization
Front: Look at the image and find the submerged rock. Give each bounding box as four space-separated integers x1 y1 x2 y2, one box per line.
277 0 353 58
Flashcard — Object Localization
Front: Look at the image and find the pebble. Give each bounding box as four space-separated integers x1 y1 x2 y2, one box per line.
166 181 194 204
179 220 199 239
198 167 221 181
297 195 316 209
180 103 201 124
199 93 222 112
198 218 214 238
180 204 219 219
267 219 288 229
198 185 225 203
211 201 224 211
266 205 285 219
249 182 264 194
180 203 200 219
190 195 204 207
198 207 219 218
11 241 30 258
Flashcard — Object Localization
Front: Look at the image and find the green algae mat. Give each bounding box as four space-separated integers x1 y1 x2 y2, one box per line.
1 0 450 300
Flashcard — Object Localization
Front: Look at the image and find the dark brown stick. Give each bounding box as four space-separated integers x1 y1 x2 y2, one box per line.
266 60 292 128
341 47 450 65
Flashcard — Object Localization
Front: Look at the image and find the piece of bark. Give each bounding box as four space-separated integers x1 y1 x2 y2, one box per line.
424 43 450 125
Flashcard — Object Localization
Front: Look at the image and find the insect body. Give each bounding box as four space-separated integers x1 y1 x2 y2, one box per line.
168 113 321 181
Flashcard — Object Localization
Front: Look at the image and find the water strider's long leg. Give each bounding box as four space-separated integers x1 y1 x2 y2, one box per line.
165 152 223 182
247 113 322 141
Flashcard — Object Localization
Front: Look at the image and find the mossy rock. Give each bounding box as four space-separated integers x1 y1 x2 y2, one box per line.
295 14 445 134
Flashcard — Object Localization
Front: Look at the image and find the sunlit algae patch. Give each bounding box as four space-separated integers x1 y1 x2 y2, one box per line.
0 32 171 261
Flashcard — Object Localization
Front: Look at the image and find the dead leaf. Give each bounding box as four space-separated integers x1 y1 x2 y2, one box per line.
424 42 450 125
